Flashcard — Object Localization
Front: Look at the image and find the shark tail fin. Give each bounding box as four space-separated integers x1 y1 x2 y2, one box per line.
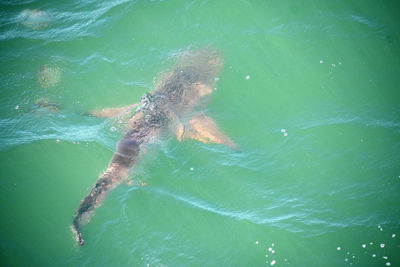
71 219 85 246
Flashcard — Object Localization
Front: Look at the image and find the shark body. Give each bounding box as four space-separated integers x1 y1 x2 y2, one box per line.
71 49 235 245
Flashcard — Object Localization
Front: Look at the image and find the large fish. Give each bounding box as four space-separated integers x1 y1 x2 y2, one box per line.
71 49 236 246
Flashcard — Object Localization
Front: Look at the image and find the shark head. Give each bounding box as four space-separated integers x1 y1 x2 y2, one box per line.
156 49 222 109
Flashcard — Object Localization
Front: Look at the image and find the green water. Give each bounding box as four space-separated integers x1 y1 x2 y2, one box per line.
1 0 400 266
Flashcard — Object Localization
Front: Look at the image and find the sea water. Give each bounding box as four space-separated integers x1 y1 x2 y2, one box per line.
0 0 399 266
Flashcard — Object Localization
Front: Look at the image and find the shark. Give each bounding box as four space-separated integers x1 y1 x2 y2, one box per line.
71 49 236 246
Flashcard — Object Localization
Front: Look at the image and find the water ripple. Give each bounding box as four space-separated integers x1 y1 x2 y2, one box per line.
150 188 350 236
0 0 134 41
0 112 104 150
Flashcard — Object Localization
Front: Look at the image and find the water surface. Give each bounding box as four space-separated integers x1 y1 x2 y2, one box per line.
1 0 399 266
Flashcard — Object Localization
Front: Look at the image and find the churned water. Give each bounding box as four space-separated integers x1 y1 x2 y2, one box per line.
1 0 399 266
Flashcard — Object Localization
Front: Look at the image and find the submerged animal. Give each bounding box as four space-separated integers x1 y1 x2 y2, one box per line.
18 9 49 30
33 98 60 113
71 49 236 246
37 64 61 88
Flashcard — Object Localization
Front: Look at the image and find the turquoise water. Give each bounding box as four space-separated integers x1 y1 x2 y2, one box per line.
1 0 400 266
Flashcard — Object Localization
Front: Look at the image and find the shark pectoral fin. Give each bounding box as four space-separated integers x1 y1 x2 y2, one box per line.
88 103 140 118
184 115 237 149
175 122 185 142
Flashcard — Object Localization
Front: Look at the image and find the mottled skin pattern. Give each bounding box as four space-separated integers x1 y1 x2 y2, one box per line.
71 49 235 246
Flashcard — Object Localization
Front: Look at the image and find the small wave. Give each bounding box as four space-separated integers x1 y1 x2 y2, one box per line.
153 187 258 220
0 112 105 151
78 52 116 66
299 115 400 134
0 0 134 41
149 188 350 236
0 0 35 6
350 14 378 29
299 116 359 130
364 119 400 131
